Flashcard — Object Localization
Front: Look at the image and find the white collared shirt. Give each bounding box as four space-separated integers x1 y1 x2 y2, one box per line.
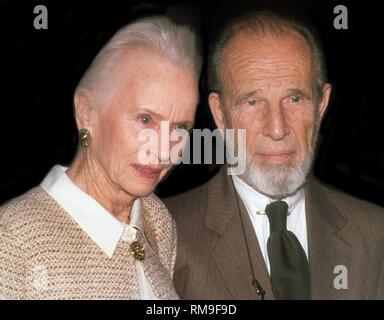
231 174 308 274
40 165 157 299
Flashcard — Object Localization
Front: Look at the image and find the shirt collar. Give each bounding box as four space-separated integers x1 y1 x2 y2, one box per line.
231 173 304 216
40 165 145 258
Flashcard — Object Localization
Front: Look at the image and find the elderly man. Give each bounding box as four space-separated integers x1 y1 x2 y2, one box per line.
164 11 384 299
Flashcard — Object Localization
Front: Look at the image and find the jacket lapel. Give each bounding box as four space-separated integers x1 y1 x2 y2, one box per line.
205 168 274 299
141 194 179 299
305 179 353 299
204 170 354 299
140 239 179 299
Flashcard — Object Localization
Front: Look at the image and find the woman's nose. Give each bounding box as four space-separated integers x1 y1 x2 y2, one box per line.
158 131 171 164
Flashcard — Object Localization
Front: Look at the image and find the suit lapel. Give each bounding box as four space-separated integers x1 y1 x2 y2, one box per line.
204 170 354 299
305 179 353 299
205 168 274 299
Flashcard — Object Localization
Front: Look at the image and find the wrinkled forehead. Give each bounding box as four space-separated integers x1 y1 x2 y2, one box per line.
220 30 316 92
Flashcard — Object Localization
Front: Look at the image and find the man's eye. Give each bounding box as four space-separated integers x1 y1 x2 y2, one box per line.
290 95 302 103
246 99 258 106
139 115 151 124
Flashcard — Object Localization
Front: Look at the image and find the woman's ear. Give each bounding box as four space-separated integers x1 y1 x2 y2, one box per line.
208 92 226 134
73 89 94 130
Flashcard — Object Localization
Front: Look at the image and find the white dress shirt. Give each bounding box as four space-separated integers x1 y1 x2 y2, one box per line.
40 165 157 299
231 174 308 274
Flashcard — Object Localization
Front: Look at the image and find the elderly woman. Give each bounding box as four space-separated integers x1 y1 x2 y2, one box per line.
0 16 201 299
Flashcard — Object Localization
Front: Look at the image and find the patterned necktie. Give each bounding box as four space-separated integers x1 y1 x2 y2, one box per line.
265 200 310 300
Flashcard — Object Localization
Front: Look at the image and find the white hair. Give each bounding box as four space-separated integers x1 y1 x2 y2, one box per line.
227 112 321 199
77 16 202 104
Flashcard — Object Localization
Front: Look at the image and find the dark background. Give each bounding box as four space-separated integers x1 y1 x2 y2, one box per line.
0 0 383 207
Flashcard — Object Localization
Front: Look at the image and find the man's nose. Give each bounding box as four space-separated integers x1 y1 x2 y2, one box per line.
262 104 290 141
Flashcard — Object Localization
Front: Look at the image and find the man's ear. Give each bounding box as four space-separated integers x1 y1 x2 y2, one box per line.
208 92 226 134
73 89 94 130
319 83 332 120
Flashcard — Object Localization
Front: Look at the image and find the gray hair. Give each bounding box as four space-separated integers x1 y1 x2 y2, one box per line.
208 11 327 99
77 15 202 105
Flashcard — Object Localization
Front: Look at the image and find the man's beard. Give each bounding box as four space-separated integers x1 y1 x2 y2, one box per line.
226 114 321 199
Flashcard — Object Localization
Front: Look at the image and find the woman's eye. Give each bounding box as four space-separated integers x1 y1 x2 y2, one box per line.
139 115 151 125
174 124 188 132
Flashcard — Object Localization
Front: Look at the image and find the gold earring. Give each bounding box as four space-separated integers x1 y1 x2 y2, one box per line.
79 128 91 148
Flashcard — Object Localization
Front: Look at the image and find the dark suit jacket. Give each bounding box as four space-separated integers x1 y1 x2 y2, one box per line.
164 167 384 299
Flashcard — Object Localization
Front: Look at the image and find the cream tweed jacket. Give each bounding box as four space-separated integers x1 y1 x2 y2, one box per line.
0 187 178 300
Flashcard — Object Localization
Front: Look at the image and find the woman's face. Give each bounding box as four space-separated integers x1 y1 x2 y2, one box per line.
85 47 199 198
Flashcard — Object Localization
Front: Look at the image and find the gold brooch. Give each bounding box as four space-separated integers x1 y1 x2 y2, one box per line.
130 241 145 261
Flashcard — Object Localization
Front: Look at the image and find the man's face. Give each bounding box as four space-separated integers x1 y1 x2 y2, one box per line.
209 31 331 198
